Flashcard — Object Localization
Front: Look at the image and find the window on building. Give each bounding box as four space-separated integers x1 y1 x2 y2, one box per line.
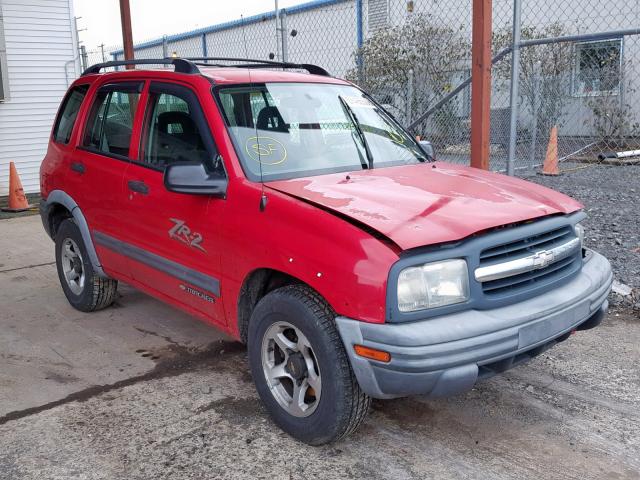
83 83 142 157
573 39 622 96
52 85 89 144
368 0 389 32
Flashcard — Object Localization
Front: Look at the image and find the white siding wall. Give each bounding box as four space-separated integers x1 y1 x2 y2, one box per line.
0 0 78 195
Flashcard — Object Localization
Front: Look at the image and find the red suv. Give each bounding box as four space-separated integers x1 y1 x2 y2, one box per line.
40 58 612 445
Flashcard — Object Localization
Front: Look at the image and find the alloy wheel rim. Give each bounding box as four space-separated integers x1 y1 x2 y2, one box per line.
61 238 85 295
261 321 322 417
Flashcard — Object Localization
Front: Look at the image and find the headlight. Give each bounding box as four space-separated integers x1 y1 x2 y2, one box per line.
574 222 585 249
397 259 469 312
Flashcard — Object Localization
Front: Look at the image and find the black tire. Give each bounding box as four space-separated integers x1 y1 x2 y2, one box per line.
248 284 370 445
55 218 117 312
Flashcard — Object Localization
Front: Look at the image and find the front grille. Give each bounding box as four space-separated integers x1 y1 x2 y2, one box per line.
478 225 581 297
480 226 574 262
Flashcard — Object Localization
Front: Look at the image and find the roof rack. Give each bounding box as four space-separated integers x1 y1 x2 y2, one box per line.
82 58 199 76
185 57 331 76
82 57 331 78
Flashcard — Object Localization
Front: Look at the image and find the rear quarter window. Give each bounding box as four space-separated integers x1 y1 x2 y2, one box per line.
52 85 89 144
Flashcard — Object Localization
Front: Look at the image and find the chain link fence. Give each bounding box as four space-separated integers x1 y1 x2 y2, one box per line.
81 0 640 173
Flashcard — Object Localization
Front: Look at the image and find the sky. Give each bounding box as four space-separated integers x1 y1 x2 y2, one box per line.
73 0 305 51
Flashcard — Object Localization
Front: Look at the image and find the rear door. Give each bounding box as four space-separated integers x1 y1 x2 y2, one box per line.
119 81 227 325
62 81 145 278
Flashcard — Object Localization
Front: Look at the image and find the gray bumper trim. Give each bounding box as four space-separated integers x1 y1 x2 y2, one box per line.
336 249 612 399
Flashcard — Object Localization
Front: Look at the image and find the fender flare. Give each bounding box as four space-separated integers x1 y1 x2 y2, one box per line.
42 190 106 277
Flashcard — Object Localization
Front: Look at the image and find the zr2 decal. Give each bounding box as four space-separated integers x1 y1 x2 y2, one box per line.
168 218 206 252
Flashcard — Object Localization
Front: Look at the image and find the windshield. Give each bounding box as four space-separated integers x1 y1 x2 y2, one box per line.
216 82 426 181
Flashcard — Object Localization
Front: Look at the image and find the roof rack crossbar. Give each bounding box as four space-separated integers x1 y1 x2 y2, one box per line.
186 57 331 76
82 58 199 76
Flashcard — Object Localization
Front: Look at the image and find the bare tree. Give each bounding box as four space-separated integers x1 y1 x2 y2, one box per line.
347 13 470 135
493 23 575 141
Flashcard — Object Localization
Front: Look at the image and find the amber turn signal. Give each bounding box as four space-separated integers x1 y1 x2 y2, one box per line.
354 344 391 363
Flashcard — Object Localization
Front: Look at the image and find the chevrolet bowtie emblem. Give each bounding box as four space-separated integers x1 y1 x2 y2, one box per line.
532 250 555 269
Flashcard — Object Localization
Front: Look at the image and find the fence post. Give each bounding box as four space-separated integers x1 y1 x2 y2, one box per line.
530 61 541 164
470 0 492 170
275 0 281 61
506 0 521 175
202 33 208 59
281 9 288 63
356 0 363 78
162 35 168 58
79 45 88 71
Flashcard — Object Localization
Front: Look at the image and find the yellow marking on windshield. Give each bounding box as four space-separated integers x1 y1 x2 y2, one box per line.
245 136 288 165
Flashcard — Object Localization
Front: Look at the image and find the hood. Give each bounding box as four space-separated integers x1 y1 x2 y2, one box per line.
267 162 582 251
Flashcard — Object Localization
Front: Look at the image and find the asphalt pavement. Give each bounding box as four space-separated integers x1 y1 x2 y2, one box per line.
1 215 638 480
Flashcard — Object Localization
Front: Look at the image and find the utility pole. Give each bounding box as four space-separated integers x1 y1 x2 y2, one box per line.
470 0 492 170
73 16 86 74
119 0 134 68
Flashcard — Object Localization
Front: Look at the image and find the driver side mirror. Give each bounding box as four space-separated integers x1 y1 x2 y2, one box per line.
418 140 436 161
164 162 227 198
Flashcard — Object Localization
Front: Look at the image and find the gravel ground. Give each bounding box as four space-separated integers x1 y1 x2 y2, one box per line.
522 163 640 310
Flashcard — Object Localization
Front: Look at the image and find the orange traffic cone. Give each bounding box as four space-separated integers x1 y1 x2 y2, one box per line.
2 162 32 212
542 126 560 175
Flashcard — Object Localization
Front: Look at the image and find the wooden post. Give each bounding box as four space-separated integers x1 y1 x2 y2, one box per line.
119 0 134 68
470 0 492 170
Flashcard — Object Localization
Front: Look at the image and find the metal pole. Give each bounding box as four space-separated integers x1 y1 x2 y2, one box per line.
406 68 414 125
618 38 626 139
356 0 363 78
119 0 134 68
470 0 492 170
80 45 88 72
274 0 280 61
530 61 541 165
162 35 168 58
280 9 288 63
506 0 521 175
73 17 83 75
202 33 208 60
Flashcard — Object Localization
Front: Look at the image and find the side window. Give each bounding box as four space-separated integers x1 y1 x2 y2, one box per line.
142 85 222 175
82 83 142 157
52 85 89 144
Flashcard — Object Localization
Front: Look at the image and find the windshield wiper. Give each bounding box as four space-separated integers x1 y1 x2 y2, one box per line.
338 95 374 170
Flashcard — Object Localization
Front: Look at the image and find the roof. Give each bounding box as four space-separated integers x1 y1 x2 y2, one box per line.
199 67 349 85
80 59 350 85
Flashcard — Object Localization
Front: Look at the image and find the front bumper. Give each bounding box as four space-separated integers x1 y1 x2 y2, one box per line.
336 249 613 399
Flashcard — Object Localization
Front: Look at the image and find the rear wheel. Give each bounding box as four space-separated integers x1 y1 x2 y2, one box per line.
55 219 117 312
248 284 370 445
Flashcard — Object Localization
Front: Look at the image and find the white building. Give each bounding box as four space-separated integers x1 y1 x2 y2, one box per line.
0 0 79 196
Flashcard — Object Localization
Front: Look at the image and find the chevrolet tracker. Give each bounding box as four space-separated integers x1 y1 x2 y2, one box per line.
39 58 613 445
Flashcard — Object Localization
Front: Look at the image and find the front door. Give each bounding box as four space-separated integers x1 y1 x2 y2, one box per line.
120 81 227 325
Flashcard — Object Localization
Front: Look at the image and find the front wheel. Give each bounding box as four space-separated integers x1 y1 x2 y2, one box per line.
248 284 370 445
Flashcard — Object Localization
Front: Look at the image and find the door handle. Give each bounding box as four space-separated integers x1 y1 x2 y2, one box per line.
128 180 149 195
70 162 85 174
